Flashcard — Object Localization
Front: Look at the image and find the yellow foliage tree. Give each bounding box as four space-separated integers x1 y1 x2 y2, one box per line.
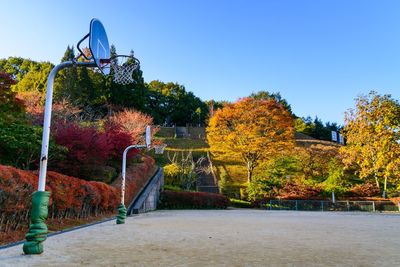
207 98 295 183
341 91 400 197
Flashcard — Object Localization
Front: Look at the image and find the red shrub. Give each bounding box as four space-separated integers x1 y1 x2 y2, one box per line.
0 155 156 236
52 122 136 178
54 122 112 164
0 164 119 232
279 182 322 199
104 128 137 160
350 183 380 197
159 190 230 209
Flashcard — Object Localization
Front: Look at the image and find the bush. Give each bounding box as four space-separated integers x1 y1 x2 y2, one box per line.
163 163 180 186
0 119 66 170
350 183 380 197
52 121 135 180
229 198 253 208
0 157 156 234
0 164 119 232
280 182 322 199
218 168 241 198
247 175 283 201
159 190 229 209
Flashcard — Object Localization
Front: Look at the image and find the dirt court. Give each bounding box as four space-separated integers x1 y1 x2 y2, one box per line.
1 209 399 267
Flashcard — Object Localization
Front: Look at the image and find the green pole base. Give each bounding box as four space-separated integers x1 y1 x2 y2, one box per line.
23 191 50 255
116 203 127 224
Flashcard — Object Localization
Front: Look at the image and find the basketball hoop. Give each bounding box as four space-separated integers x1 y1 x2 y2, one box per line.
154 144 167 154
102 55 140 85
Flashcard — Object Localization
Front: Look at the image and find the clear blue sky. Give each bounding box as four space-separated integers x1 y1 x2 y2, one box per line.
1 0 400 124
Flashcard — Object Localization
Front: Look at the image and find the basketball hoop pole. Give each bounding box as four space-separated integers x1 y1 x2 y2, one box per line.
117 126 151 224
23 60 96 255
116 144 146 224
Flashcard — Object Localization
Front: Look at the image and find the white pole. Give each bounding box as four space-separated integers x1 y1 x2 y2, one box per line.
332 191 335 204
37 61 96 191
121 145 146 204
37 62 72 191
146 125 151 148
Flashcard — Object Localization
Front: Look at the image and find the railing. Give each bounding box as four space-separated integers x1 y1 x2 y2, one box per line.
127 167 164 215
266 199 400 212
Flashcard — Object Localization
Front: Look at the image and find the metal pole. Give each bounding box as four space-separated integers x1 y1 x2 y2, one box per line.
121 145 146 204
24 60 96 254
37 61 96 191
117 127 150 224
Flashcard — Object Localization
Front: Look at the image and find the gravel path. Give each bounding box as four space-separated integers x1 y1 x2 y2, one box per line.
1 209 399 267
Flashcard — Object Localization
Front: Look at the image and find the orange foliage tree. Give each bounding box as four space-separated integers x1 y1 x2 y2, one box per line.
207 98 295 183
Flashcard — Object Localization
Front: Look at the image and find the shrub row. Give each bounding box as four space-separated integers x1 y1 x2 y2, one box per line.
158 190 229 209
0 165 119 232
0 157 155 233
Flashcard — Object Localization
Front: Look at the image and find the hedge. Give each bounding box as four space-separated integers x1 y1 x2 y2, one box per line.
0 156 155 235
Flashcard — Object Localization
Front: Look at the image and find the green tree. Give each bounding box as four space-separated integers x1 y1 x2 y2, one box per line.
54 46 79 103
13 62 53 93
341 91 400 198
108 47 147 111
0 57 35 81
0 71 25 121
146 80 207 125
295 116 340 141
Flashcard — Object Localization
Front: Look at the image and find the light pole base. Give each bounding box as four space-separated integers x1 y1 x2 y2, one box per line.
23 191 50 254
116 203 127 224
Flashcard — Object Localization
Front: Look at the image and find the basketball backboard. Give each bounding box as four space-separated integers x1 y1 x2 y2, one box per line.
89 18 110 75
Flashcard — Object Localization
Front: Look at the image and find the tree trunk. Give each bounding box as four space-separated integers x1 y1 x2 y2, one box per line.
247 169 252 183
374 175 380 189
382 176 387 199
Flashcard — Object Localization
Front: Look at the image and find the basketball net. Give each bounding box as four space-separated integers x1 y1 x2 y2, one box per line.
109 55 140 85
154 144 167 154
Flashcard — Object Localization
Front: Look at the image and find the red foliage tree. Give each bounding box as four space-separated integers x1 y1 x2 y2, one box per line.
105 109 158 144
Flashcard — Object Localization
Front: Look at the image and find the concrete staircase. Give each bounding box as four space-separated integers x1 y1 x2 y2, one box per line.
196 155 219 194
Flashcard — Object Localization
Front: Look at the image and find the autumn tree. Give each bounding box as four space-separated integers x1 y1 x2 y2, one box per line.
341 91 400 198
207 97 295 183
105 108 157 144
250 90 293 116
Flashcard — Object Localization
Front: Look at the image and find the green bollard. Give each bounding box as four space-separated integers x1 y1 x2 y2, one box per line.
23 191 50 254
116 203 127 224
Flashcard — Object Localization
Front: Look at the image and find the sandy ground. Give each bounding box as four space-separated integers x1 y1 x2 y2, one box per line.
0 209 399 267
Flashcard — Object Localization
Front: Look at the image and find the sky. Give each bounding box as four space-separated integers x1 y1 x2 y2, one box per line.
1 0 400 124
